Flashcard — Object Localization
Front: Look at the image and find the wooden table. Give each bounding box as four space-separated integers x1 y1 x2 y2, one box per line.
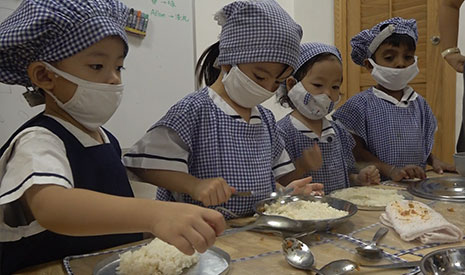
16 172 465 275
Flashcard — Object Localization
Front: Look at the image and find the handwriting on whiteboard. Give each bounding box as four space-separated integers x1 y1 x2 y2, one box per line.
150 0 189 22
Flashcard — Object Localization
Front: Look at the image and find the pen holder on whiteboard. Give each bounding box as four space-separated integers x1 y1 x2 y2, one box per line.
125 8 148 37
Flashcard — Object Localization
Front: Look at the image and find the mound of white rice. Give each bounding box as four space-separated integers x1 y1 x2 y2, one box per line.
117 239 199 275
263 200 348 220
331 187 404 207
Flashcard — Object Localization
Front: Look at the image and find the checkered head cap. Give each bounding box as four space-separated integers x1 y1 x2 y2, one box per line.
216 0 303 70
350 17 417 66
0 0 129 87
295 42 342 73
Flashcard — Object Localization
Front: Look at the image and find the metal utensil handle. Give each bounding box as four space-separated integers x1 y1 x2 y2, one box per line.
360 260 421 269
372 227 389 245
221 222 258 236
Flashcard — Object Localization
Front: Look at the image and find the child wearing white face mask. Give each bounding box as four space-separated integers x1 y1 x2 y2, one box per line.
277 43 380 194
333 17 455 182
124 0 324 219
0 1 226 273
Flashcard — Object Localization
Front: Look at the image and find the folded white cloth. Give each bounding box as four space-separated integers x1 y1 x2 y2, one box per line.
380 200 463 244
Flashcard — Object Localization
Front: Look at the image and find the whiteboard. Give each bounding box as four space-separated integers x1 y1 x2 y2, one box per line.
0 0 197 148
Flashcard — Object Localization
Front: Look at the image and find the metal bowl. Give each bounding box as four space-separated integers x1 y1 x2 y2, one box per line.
420 246 465 275
254 195 358 232
454 152 465 176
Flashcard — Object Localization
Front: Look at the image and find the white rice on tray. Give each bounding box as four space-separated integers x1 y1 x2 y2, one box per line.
263 200 348 220
330 187 404 207
117 238 199 275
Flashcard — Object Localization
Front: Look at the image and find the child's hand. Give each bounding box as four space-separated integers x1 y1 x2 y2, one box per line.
357 165 380 185
287 176 324 196
151 202 226 255
390 165 426 181
191 177 235 206
431 158 456 174
301 143 323 171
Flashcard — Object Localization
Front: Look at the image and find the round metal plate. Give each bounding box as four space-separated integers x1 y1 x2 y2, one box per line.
420 246 465 275
329 187 412 211
407 176 465 202
254 195 358 232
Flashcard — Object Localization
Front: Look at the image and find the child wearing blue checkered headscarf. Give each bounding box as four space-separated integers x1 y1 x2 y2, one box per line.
124 0 324 219
277 42 380 194
333 17 455 181
0 1 226 273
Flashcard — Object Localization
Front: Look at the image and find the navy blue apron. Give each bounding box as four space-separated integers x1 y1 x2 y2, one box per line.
0 113 142 275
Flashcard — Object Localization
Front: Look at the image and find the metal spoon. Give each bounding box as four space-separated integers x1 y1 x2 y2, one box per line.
356 227 389 259
269 187 294 199
282 237 359 275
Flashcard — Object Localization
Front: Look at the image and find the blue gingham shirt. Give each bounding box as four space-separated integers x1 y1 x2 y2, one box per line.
124 88 294 219
277 115 355 194
333 87 437 180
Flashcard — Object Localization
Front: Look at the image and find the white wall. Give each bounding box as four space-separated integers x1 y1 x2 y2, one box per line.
456 5 465 146
295 0 334 44
194 0 334 120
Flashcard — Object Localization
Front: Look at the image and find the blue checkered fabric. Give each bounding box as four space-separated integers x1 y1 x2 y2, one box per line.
152 88 286 219
351 17 418 66
277 115 354 194
217 0 302 69
333 88 437 180
295 42 342 72
0 0 129 87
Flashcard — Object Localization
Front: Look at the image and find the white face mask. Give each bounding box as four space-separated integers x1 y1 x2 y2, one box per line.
43 62 123 131
288 82 339 120
368 56 419 91
222 65 277 108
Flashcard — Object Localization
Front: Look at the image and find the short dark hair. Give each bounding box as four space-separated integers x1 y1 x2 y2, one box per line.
278 53 341 108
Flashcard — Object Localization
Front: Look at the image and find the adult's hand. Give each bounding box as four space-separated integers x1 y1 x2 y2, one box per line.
444 52 465 72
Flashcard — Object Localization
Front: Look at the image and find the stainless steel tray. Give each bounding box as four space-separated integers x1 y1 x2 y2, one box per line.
408 176 465 202
93 246 230 275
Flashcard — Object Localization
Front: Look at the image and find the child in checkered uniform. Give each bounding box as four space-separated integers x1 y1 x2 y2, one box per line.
124 0 324 219
333 17 455 181
277 42 380 195
0 0 226 273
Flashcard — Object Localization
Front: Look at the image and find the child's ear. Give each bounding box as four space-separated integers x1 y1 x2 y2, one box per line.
286 77 297 91
363 59 373 71
27 61 56 91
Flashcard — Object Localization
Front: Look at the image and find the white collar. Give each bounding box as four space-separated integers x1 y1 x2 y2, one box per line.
290 115 336 143
207 87 262 124
372 86 418 107
43 114 110 147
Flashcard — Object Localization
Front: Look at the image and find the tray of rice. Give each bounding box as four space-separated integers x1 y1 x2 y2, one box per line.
329 186 411 211
254 195 357 232
93 238 230 275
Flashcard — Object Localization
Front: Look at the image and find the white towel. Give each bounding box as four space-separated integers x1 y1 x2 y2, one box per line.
380 200 463 244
